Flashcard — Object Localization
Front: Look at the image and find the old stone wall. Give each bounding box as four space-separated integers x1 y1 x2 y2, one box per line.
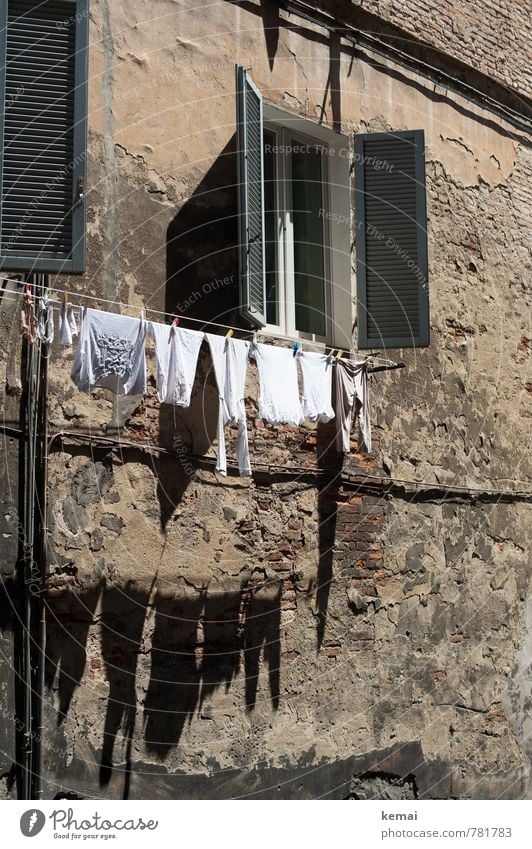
0 0 530 799
324 0 532 99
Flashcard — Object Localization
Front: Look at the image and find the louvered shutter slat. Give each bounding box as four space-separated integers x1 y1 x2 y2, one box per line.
236 65 266 326
355 130 430 348
0 0 88 273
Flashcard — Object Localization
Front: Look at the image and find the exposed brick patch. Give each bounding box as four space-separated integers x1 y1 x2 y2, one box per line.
345 0 531 97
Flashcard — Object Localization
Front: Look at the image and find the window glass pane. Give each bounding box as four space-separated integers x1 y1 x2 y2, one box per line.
291 143 326 336
263 130 278 325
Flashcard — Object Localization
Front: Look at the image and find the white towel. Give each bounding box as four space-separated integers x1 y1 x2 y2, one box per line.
252 343 304 426
206 334 251 476
150 322 204 406
71 308 147 395
298 351 335 423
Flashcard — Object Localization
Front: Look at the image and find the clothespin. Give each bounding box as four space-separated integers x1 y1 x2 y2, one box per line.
252 330 258 345
172 315 180 327
292 340 301 357
225 328 234 338
337 349 344 359
62 290 68 306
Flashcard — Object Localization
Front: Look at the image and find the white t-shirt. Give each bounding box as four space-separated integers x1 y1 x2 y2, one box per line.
71 308 147 395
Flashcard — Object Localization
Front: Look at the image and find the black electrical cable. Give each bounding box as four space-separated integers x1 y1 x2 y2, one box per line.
47 430 532 502
269 0 532 136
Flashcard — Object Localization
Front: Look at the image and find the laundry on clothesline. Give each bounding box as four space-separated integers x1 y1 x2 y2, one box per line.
59 302 79 347
71 308 147 395
149 321 204 406
37 296 54 345
63 305 376 462
334 358 372 453
206 333 251 477
297 350 335 423
20 286 38 344
251 342 304 427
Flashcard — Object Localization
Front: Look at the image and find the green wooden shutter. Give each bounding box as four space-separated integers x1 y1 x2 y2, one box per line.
355 130 429 348
0 0 88 274
236 65 266 326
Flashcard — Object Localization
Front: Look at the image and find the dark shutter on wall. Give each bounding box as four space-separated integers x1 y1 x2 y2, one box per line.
354 130 429 348
236 65 266 326
0 0 88 273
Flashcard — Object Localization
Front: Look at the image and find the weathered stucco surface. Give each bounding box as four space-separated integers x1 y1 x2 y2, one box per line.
0 0 531 799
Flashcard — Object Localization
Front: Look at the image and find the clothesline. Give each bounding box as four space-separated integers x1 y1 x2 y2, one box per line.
0 274 404 370
27 302 375 475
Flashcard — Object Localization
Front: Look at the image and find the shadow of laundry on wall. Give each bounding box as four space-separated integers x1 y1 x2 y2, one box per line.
143 589 206 759
243 581 282 712
44 578 283 796
99 581 150 798
315 421 342 650
45 583 103 724
143 582 283 754
198 589 244 710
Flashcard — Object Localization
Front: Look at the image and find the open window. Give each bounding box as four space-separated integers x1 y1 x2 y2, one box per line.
236 67 352 348
236 68 430 350
0 0 89 273
262 117 352 346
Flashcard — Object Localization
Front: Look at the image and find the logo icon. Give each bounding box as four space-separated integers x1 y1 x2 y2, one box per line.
20 810 46 837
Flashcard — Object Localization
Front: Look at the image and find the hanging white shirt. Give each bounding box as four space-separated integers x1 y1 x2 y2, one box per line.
71 307 147 395
252 343 304 426
298 350 335 423
206 333 251 476
150 321 204 406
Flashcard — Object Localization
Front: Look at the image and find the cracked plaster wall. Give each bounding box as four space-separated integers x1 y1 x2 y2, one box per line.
0 0 530 799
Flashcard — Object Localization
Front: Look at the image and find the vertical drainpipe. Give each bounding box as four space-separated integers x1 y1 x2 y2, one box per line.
16 272 48 800
32 272 49 800
23 345 33 801
20 273 38 799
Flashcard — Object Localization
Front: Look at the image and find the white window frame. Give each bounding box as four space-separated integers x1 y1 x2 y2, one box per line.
262 103 353 349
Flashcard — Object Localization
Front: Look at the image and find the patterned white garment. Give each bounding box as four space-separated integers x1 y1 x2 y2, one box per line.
251 342 304 426
206 333 251 476
298 350 335 423
71 308 147 395
149 322 204 406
